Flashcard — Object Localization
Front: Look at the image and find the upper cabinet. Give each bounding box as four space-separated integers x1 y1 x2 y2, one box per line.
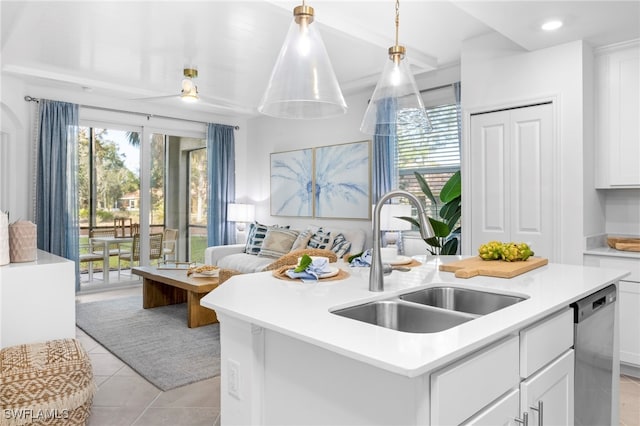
595 40 640 188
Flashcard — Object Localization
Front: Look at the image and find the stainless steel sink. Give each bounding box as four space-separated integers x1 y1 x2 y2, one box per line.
331 300 474 333
399 286 527 316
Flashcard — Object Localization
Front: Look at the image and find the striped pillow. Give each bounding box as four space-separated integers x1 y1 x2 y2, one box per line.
258 228 300 259
330 233 352 258
245 222 269 255
307 227 333 250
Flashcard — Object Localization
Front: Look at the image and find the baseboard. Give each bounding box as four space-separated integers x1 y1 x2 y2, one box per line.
621 362 640 378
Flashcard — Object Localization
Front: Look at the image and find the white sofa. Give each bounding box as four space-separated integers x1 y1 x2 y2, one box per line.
205 225 367 274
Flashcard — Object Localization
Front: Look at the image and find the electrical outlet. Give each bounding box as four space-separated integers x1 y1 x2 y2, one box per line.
228 359 240 399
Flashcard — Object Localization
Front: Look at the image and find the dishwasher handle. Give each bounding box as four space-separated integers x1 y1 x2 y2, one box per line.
571 284 617 323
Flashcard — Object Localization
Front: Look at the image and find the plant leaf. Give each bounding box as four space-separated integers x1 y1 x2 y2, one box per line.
440 170 461 203
397 216 420 228
445 208 461 231
442 238 459 255
414 172 437 207
294 254 312 272
429 217 450 238
439 198 460 222
425 236 441 248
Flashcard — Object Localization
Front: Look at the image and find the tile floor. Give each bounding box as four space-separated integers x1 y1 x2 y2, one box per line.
76 286 220 426
77 287 640 426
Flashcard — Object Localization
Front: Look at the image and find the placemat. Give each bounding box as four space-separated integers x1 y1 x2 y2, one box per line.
272 265 350 282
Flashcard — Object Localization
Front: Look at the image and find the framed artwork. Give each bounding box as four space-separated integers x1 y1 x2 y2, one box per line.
270 149 313 217
314 140 371 219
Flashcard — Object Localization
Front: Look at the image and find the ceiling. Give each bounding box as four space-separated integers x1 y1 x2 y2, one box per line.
2 1 638 118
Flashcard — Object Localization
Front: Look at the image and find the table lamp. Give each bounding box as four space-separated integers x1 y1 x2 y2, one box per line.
227 203 256 243
378 203 412 252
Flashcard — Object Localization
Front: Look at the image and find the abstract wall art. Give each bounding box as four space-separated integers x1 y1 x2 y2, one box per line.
270 141 371 219
270 148 313 217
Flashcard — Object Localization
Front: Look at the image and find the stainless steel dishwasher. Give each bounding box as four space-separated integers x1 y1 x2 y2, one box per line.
571 284 617 426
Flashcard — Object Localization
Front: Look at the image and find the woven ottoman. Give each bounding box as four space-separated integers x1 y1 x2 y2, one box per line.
0 338 95 425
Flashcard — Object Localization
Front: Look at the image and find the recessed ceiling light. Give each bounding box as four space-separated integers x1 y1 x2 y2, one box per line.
541 20 563 31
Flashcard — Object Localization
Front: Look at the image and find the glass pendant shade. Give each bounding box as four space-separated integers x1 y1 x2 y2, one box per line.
360 51 432 136
258 5 347 119
181 78 199 103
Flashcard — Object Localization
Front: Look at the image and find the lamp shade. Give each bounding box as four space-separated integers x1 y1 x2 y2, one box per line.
360 51 431 136
378 204 412 231
258 5 347 119
227 203 255 223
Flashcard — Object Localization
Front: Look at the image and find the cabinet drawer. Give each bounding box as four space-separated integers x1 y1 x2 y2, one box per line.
520 308 573 378
462 388 520 426
431 335 520 425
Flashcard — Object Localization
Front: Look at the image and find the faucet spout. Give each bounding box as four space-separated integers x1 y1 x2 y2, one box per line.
369 190 435 292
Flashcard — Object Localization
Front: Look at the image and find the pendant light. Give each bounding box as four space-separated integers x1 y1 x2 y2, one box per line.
360 0 431 135
258 1 347 119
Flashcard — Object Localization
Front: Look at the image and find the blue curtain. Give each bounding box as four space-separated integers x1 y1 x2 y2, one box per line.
36 100 80 289
453 82 462 151
207 123 236 246
372 97 398 204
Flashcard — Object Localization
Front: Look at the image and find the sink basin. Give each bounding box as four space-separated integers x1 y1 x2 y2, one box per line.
399 286 527 316
331 300 474 333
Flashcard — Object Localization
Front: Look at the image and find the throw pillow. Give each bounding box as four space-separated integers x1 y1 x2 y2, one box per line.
245 222 270 255
258 228 300 259
290 228 313 251
330 233 352 258
307 227 333 250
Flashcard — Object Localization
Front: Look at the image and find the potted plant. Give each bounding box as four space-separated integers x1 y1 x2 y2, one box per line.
399 170 461 255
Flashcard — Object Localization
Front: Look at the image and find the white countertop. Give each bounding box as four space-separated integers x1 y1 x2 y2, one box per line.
584 245 640 259
201 256 629 377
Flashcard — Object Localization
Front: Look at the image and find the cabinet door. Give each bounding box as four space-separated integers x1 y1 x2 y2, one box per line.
620 280 640 366
463 389 520 426
608 47 640 186
520 349 574 426
470 103 554 259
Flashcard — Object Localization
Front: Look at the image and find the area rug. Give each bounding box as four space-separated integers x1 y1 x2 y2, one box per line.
76 295 220 391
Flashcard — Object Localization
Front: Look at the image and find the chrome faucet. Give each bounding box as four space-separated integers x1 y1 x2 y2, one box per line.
370 190 435 292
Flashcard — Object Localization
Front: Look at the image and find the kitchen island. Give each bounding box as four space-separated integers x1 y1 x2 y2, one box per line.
201 256 628 425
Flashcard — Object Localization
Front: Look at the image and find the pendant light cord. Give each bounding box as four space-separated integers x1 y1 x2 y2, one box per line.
394 0 400 47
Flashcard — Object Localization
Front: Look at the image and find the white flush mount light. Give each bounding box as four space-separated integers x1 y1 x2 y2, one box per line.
258 1 347 119
181 68 199 103
541 20 563 31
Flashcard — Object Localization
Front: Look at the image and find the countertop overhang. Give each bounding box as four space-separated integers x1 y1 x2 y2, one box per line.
201 256 629 377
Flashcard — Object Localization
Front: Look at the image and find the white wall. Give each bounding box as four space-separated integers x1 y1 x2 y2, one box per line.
460 33 594 264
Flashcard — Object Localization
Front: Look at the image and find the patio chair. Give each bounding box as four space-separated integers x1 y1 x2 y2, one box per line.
79 250 104 282
118 233 164 276
162 228 179 261
114 217 133 238
89 227 119 256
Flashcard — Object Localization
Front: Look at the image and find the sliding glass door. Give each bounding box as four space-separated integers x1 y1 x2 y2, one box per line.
188 148 208 263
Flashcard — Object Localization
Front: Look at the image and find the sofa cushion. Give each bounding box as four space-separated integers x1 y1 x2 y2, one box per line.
258 228 300 259
330 233 352 258
307 227 333 249
217 253 273 273
244 222 269 254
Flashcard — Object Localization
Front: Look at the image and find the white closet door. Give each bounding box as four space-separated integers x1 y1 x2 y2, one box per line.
470 110 511 248
470 103 554 259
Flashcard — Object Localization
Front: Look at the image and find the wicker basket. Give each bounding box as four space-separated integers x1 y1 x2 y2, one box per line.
9 220 37 263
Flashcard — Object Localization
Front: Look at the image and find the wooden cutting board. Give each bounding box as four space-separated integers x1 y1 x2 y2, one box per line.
607 237 640 252
439 256 549 279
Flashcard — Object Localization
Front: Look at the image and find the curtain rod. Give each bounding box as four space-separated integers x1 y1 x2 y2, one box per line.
24 96 240 130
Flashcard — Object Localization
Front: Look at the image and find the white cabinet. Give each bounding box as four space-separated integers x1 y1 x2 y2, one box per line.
583 254 640 367
620 280 640 366
0 250 76 348
520 350 575 426
470 103 555 260
431 336 520 425
595 40 640 188
463 389 520 426
441 309 574 426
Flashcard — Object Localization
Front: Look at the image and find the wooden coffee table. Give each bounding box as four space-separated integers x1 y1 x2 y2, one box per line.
132 266 220 328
